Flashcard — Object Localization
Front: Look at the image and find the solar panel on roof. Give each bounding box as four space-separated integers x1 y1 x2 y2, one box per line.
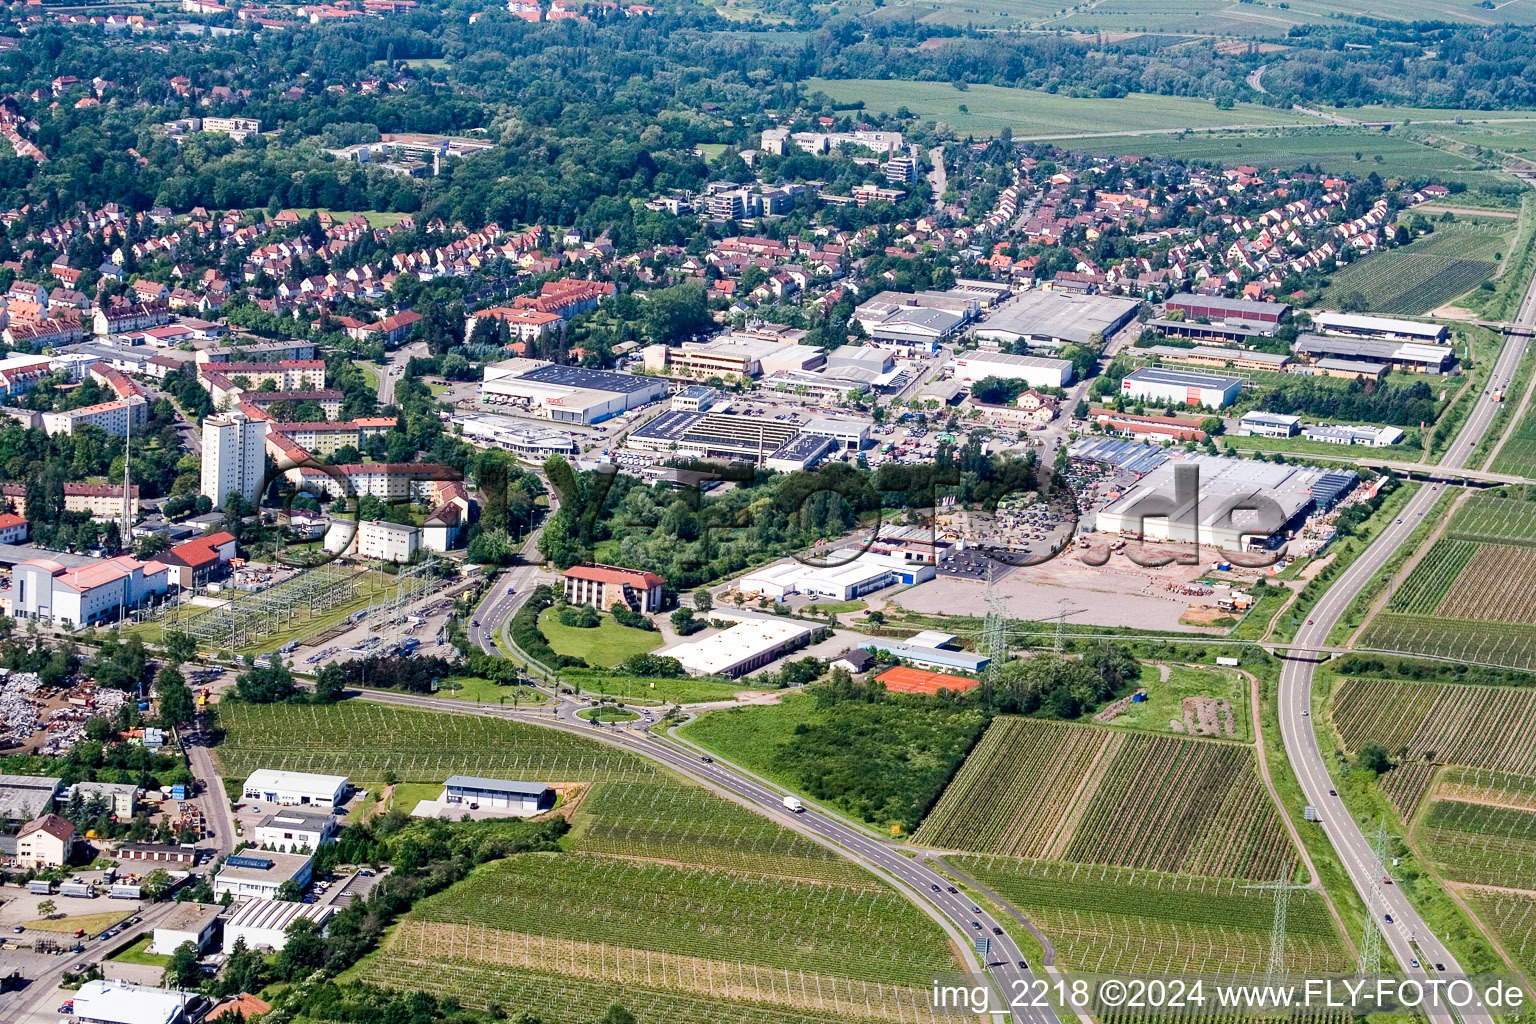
226 855 274 870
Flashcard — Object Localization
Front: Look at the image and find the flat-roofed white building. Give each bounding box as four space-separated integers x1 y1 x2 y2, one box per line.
254 810 337 852
1121 367 1242 409
954 352 1074 389
736 562 805 600
1302 424 1405 447
657 615 814 677
1236 411 1301 438
74 979 191 1024
150 902 223 956
214 850 314 902
241 769 349 810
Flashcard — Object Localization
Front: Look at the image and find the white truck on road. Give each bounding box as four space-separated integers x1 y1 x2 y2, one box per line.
782 795 804 813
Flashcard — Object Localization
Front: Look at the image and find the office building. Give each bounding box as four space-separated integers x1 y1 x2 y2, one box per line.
1236 412 1301 438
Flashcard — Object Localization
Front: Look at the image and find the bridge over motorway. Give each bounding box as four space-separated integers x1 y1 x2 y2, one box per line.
1473 318 1536 336
1357 457 1535 486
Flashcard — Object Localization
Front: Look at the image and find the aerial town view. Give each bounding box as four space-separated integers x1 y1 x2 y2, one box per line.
3 2 1536 1023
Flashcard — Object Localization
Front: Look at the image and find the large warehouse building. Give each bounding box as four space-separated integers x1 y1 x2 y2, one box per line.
1165 293 1289 326
1310 311 1449 345
1293 334 1453 374
973 290 1141 349
480 359 669 424
737 554 935 602
953 352 1074 389
656 615 815 677
1120 367 1242 409
1094 455 1358 549
241 769 350 810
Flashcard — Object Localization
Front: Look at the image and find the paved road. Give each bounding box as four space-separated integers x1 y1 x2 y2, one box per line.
184 719 238 857
1278 270 1534 1020
353 685 1059 1023
1 901 182 1024
378 341 427 406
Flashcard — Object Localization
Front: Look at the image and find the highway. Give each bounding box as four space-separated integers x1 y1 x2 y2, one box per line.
353 685 1059 1024
1278 269 1534 1022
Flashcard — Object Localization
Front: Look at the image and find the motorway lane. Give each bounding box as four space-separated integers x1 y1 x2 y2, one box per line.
355 685 1060 1024
1278 288 1533 1019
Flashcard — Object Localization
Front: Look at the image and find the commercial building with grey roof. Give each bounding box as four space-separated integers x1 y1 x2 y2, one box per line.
974 290 1141 349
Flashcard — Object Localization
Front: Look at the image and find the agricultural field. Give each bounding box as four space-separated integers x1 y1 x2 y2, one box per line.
214 701 657 785
850 0 1536 34
801 79 1314 138
562 668 748 705
569 779 871 883
1361 494 1536 669
1378 763 1439 821
352 846 962 1024
1386 539 1480 615
948 857 1351 975
1447 494 1536 544
1330 679 1536 775
1319 220 1513 315
915 718 1293 880
1047 127 1506 186
399 853 956 985
1489 402 1536 478
1463 888 1536 979
1416 799 1536 887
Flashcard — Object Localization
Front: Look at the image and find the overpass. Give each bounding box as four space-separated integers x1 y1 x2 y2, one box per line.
1357 457 1535 486
1473 319 1536 336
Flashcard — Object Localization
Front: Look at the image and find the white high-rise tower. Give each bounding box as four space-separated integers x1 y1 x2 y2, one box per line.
200 410 266 509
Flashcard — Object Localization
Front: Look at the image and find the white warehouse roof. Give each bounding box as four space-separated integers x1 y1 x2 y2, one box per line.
243 769 349 795
74 980 191 1024
657 617 813 677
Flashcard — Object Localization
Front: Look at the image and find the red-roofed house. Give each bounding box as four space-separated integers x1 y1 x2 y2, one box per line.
157 531 237 588
0 512 25 544
561 563 664 613
17 813 74 868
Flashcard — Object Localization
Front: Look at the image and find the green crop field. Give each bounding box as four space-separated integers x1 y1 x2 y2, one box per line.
1417 799 1536 887
801 79 1314 138
214 701 658 785
400 853 957 985
1320 222 1512 315
950 857 1351 975
1386 539 1480 615
1331 679 1536 775
1379 763 1440 821
561 668 748 704
1489 402 1536 477
570 779 872 883
1047 126 1505 184
1358 494 1536 668
537 607 662 667
853 0 1536 34
915 718 1292 880
1359 614 1536 671
1464 888 1536 979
